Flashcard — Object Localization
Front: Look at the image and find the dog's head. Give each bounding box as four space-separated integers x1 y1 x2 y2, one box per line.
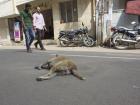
44 61 53 70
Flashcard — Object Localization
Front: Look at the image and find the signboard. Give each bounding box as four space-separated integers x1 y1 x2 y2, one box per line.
14 22 21 42
125 0 140 15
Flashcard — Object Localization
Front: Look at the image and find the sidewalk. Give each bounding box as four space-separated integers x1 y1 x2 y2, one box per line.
0 45 140 54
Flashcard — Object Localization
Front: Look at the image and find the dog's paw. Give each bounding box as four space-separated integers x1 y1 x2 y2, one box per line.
36 77 43 81
82 77 86 80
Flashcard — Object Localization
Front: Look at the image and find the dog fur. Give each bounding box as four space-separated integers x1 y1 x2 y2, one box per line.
36 59 86 81
35 55 67 70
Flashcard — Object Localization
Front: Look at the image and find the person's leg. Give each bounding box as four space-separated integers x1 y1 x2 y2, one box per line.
28 27 35 47
34 29 39 48
24 28 30 52
38 29 45 50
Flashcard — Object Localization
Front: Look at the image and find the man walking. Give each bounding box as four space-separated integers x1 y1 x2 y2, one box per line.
20 3 35 53
33 6 46 50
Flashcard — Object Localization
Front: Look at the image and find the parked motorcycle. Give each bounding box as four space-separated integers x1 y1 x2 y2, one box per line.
58 23 95 47
111 22 140 49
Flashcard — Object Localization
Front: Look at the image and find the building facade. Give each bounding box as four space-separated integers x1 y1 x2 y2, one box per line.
0 0 139 46
0 0 96 45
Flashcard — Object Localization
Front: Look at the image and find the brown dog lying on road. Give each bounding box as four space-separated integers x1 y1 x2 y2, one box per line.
35 55 86 81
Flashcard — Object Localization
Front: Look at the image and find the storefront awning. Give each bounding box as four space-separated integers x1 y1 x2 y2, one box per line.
125 0 140 15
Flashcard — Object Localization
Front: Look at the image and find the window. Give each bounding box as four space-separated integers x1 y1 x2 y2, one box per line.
104 1 109 12
59 0 78 23
113 0 127 10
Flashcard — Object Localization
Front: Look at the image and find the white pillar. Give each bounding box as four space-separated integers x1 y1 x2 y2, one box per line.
108 0 113 35
107 0 113 47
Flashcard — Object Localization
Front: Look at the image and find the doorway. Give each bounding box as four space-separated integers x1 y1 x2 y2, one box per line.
42 9 54 39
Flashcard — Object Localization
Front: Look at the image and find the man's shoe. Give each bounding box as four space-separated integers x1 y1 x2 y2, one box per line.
34 43 38 49
41 48 46 51
27 49 32 53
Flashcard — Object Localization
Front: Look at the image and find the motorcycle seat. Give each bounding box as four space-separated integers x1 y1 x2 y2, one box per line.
59 31 66 35
118 27 133 31
60 30 80 35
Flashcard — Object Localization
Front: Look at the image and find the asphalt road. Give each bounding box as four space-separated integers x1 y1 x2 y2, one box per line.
0 49 140 105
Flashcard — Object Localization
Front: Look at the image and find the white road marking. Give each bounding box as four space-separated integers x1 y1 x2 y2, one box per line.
132 85 140 89
49 53 140 60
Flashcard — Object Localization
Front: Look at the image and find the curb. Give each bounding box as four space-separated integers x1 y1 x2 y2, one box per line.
0 45 140 54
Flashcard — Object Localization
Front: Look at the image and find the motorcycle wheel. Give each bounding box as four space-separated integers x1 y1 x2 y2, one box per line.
83 36 95 47
59 35 69 47
112 33 129 50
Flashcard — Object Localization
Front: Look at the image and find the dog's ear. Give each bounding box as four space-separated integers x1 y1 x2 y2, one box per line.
56 54 58 57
